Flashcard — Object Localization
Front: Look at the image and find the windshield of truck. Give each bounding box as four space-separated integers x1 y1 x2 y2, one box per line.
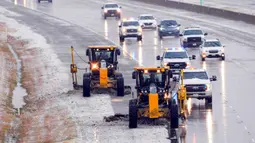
184 71 208 80
164 51 188 59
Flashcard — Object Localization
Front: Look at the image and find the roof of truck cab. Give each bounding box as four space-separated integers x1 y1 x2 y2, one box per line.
134 67 169 71
88 45 117 49
183 68 207 72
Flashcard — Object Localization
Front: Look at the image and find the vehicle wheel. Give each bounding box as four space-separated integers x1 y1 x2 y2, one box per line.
38 0 40 3
83 74 91 97
206 97 212 104
116 14 121 19
119 36 124 42
129 99 138 128
48 0 52 2
159 35 163 39
116 76 124 97
202 57 205 61
221 56 225 61
104 15 107 19
137 36 142 41
170 103 179 129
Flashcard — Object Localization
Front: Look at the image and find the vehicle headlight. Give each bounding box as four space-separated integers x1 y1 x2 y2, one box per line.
164 63 168 66
138 27 142 32
91 63 99 70
160 27 164 31
117 9 121 13
202 52 206 57
220 49 224 52
122 28 127 33
186 62 190 68
206 84 211 91
104 9 108 13
176 27 180 30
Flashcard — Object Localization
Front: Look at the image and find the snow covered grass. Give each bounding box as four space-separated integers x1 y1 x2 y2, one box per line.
0 8 78 142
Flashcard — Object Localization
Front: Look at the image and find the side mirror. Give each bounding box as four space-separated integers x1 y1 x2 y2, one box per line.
156 55 161 60
101 7 104 9
204 33 208 36
86 49 89 56
223 45 225 48
132 71 137 79
210 75 217 81
119 6 122 8
179 34 183 36
117 49 121 55
178 24 181 26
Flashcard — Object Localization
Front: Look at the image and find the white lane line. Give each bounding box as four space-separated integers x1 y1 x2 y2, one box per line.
244 126 247 130
252 138 255 142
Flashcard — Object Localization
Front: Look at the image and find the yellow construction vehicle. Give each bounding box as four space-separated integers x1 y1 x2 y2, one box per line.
177 69 188 120
128 67 180 128
70 45 131 97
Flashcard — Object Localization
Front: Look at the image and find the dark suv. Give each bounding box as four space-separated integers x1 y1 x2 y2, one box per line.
157 20 181 39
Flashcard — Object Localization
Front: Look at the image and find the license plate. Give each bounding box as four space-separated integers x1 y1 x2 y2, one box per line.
174 70 180 73
193 43 197 46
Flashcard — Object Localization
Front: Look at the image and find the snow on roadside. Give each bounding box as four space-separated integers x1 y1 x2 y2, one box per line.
0 8 78 142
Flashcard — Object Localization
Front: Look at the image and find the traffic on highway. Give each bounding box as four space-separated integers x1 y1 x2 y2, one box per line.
1 0 255 142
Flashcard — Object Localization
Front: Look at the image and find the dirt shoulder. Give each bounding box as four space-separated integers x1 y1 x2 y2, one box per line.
7 35 76 143
0 20 76 142
0 23 17 142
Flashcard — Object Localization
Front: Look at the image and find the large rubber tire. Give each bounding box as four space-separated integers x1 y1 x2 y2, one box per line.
170 104 179 129
104 15 107 19
48 0 52 2
119 36 124 42
116 14 121 19
83 74 91 97
38 0 40 3
129 99 138 128
137 36 142 41
202 57 205 61
221 56 225 61
116 76 124 97
206 97 212 104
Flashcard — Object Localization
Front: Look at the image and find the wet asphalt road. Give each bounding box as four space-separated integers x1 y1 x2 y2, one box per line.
2 0 255 142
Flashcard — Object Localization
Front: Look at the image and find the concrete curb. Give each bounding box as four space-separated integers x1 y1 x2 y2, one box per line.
133 0 255 25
